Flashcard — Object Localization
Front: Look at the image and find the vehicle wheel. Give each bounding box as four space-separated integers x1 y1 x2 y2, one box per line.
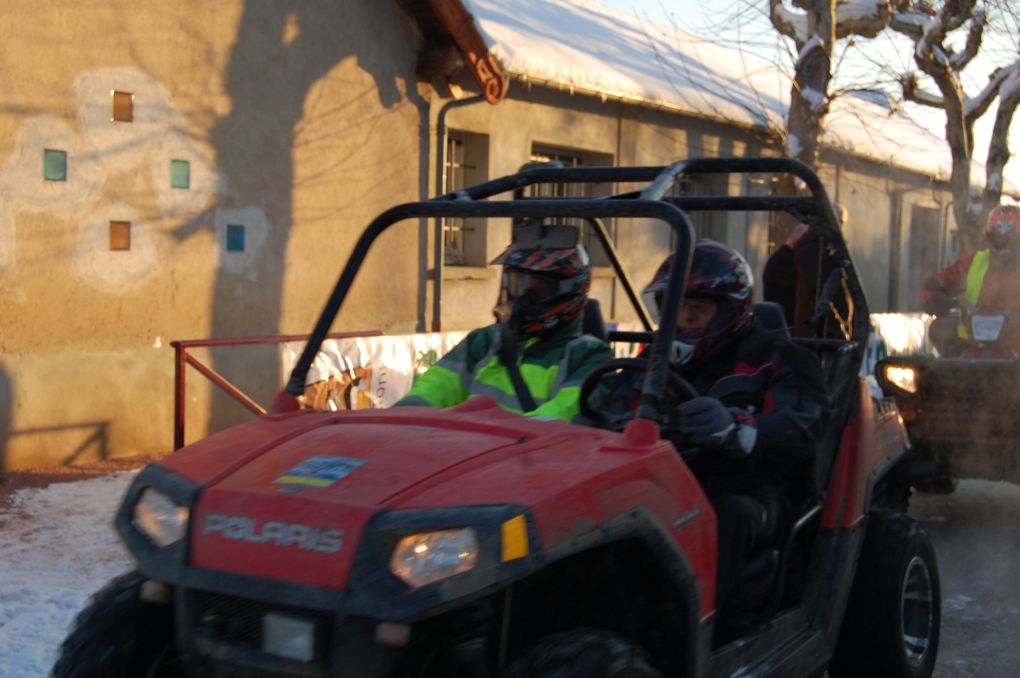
829 513 940 678
502 628 660 678
52 571 179 678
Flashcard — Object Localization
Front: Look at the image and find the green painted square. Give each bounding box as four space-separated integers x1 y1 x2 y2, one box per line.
43 149 67 181
226 224 245 252
170 160 190 189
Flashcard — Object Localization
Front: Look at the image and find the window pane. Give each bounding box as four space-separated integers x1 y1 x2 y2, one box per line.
226 224 245 252
112 91 134 122
170 160 190 189
109 221 131 251
43 149 67 181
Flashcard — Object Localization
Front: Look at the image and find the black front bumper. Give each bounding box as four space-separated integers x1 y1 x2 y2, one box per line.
116 465 542 676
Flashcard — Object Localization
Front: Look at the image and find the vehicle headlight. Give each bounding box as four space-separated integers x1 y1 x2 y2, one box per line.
389 528 478 588
133 488 189 547
883 364 917 395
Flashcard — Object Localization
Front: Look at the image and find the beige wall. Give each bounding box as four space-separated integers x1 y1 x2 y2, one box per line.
0 1 425 468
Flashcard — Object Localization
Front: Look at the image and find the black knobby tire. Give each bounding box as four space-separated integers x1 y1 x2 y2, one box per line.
502 628 661 678
52 571 178 678
829 513 941 678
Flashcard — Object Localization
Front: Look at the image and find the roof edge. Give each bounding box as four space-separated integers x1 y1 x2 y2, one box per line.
428 0 508 104
505 71 1020 192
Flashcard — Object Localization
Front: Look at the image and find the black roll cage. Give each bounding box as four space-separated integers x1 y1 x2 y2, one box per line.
281 157 869 424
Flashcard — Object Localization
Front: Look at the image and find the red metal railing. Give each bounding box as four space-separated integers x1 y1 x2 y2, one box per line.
171 331 382 450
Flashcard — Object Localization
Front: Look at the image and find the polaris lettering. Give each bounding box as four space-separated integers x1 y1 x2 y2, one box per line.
202 514 343 553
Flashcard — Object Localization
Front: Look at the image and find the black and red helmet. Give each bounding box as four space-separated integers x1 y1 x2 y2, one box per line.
644 239 754 360
491 223 591 339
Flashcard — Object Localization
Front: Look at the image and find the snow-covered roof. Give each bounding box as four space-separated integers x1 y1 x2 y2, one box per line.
462 0 1017 191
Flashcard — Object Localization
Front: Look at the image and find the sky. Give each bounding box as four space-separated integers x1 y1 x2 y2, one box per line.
596 0 1017 168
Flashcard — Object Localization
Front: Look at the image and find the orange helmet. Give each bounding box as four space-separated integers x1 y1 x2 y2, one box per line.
986 205 1020 236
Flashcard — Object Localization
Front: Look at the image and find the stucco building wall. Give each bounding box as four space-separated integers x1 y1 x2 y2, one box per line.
0 1 425 467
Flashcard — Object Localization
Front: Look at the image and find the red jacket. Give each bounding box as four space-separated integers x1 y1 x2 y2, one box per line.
922 250 1020 352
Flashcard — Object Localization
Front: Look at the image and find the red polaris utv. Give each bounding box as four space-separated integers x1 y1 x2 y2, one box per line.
54 158 939 677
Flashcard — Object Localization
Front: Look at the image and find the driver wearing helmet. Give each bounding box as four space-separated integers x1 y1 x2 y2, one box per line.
394 223 612 422
603 239 829 612
922 204 1020 355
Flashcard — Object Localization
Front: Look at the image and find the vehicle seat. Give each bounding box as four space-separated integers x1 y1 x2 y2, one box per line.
583 298 608 342
753 301 790 336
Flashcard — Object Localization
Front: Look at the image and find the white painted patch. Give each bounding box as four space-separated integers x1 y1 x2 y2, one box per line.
74 68 176 165
0 66 220 286
214 206 270 281
0 115 104 217
152 336 162 349
73 204 158 291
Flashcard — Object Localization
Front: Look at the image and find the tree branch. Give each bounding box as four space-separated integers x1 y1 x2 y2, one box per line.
948 7 985 71
770 0 807 44
889 10 929 40
965 60 1020 123
983 69 1020 206
900 72 947 107
835 1 892 38
940 0 978 33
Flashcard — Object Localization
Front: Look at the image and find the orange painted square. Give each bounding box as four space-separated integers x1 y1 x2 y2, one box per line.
110 221 131 250
112 91 133 122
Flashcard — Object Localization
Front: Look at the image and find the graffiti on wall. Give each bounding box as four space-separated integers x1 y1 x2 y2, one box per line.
281 332 468 411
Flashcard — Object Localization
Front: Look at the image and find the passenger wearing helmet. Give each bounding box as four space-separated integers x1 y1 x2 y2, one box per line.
604 240 829 614
394 222 612 422
922 205 1020 355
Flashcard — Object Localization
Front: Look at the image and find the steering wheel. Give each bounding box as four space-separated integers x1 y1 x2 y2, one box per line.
578 357 698 432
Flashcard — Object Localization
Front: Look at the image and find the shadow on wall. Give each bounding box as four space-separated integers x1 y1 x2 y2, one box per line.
0 367 108 468
172 1 405 434
0 368 9 467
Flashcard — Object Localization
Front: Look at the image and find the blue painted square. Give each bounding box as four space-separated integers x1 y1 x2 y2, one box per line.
226 224 245 252
43 149 67 181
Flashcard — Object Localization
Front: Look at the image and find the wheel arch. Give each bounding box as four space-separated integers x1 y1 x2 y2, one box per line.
499 509 707 677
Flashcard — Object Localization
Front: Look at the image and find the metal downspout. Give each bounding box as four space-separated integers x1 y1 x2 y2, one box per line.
433 95 485 331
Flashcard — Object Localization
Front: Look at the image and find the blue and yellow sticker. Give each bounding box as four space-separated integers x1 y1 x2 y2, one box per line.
275 455 365 488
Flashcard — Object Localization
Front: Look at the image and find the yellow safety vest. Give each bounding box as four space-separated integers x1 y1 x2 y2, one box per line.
959 249 991 339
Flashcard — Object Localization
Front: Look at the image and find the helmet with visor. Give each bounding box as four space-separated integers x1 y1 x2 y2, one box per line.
491 221 591 339
644 239 754 362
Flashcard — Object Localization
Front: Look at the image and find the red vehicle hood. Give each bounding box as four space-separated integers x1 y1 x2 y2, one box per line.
166 400 675 589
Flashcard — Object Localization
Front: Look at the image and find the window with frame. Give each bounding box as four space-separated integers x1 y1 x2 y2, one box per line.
443 131 489 266
527 145 614 266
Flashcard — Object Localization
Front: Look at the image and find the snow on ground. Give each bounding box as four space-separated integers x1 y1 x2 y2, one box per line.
2 472 1019 676
0 473 136 678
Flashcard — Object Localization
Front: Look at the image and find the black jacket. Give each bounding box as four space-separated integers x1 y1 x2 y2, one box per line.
676 318 829 495
603 318 829 497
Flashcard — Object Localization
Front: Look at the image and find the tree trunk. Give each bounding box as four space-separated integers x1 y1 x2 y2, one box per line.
786 0 835 169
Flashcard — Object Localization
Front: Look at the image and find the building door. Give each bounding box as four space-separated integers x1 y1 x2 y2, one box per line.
906 205 941 311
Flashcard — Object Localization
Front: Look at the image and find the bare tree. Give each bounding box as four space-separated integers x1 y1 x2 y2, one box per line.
890 0 1020 251
768 0 892 169
759 1 1020 251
